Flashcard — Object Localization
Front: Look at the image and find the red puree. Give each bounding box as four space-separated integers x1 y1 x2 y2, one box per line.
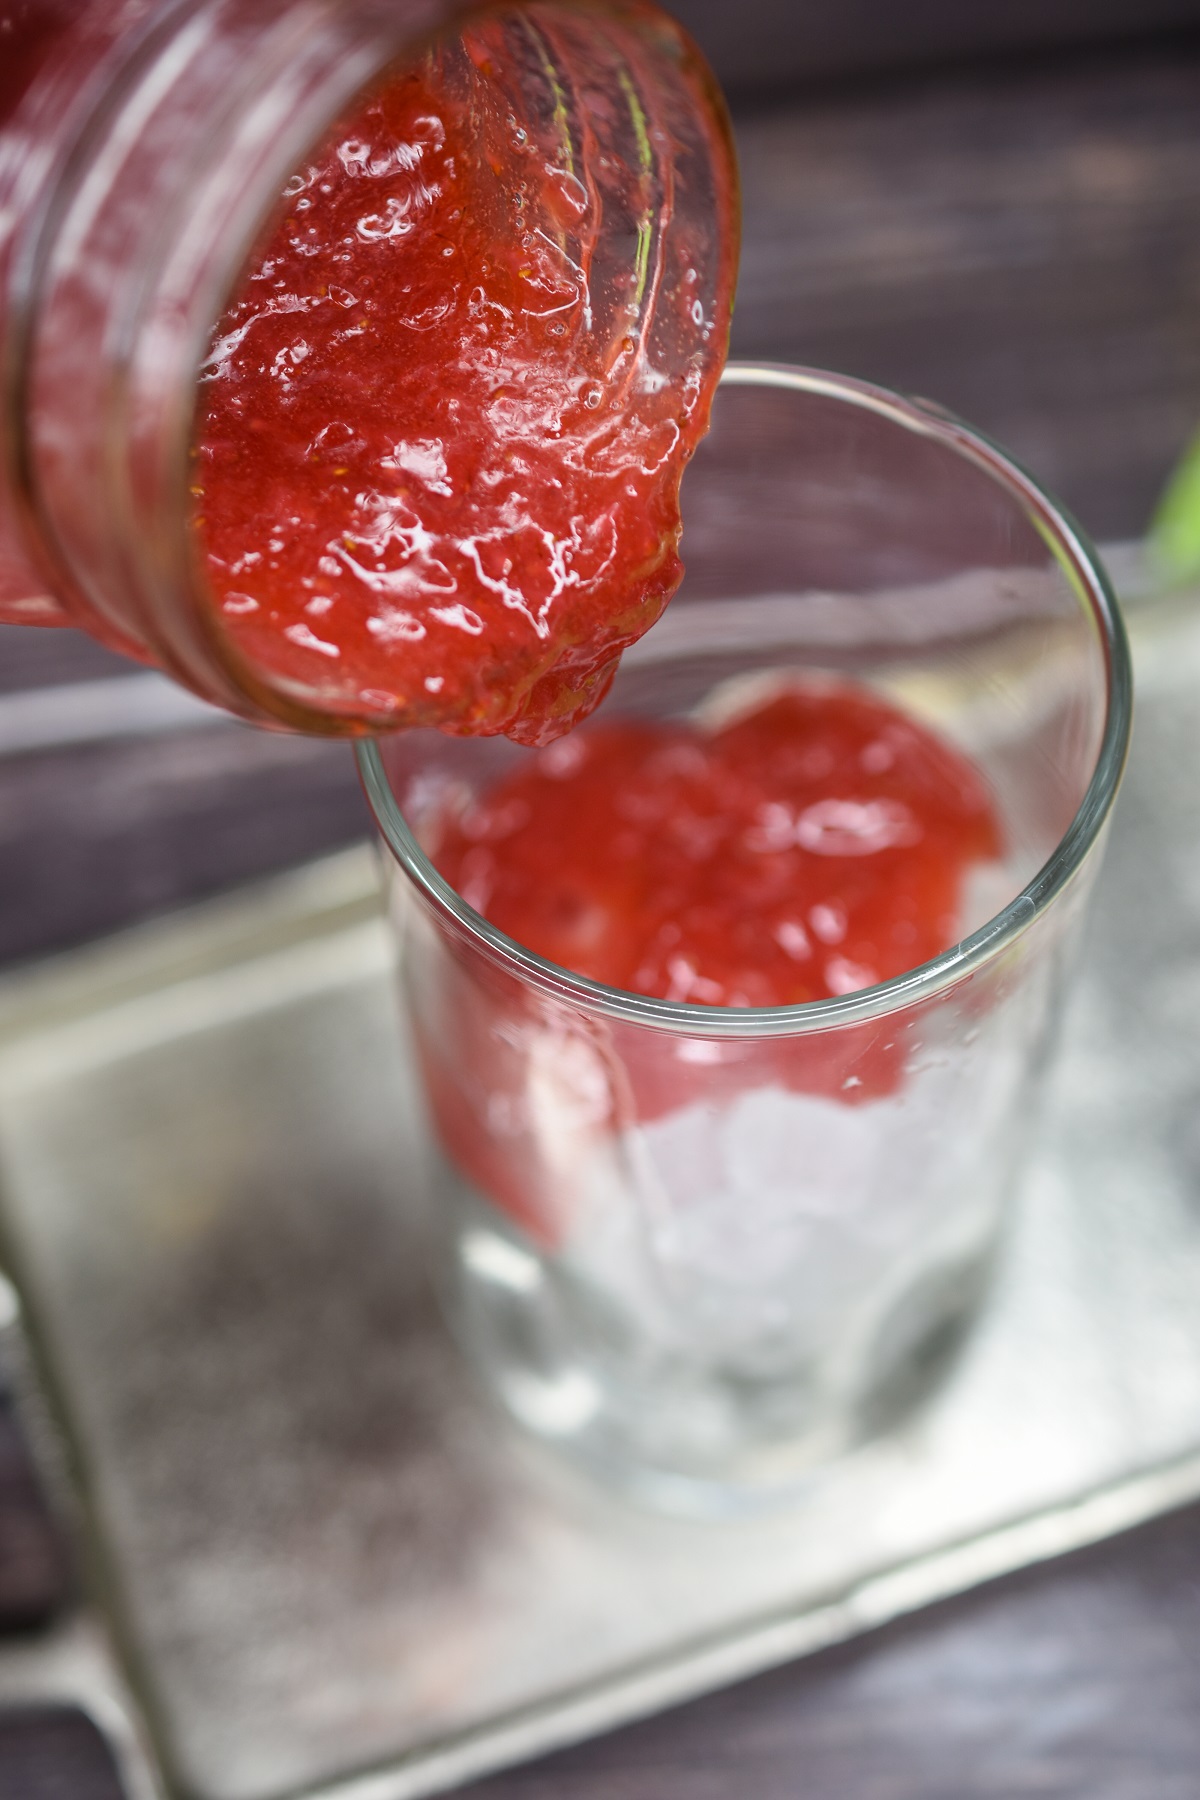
433 683 1002 1008
420 681 1002 1241
193 4 737 743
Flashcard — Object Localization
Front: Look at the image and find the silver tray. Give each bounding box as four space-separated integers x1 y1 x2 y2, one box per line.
0 560 1199 1800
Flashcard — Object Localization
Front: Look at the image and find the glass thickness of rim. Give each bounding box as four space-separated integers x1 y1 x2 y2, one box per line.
356 361 1133 1036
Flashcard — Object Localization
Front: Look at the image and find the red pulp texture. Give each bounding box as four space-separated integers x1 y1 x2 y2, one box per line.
433 682 1003 1008
421 681 1004 1241
193 3 738 742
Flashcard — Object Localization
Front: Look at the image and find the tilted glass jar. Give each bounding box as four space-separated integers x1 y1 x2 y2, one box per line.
1 0 466 723
0 0 735 732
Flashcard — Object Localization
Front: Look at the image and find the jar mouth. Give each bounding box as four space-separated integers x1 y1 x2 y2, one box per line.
357 361 1133 1038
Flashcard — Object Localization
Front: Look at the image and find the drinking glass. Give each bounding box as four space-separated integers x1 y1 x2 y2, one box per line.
357 363 1132 1511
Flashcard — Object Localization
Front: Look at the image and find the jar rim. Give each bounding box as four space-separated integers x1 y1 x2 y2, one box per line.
357 361 1133 1038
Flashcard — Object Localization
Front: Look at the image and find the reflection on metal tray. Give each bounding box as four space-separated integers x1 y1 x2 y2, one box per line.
0 567 1198 1800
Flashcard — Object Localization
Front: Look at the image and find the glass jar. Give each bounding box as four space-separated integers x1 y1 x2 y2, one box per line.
0 0 734 732
1 0 457 710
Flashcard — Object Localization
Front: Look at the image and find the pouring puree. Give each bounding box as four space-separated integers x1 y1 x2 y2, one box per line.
193 3 737 743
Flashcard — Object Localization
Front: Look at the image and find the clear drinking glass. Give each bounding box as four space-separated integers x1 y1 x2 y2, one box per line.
358 364 1132 1511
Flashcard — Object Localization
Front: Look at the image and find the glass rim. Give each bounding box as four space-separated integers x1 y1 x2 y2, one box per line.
356 361 1133 1039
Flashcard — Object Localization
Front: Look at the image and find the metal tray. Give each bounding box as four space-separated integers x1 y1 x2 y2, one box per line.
0 567 1199 1800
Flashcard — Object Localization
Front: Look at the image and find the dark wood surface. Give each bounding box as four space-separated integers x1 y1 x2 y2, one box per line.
677 0 1200 97
0 1709 127 1800
0 1396 68 1632
2 28 1200 1798
456 1500 1200 1800
676 0 1200 98
729 42 1200 540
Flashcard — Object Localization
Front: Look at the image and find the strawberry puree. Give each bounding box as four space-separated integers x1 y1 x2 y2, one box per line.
420 681 1003 1241
433 682 1002 1007
193 4 737 742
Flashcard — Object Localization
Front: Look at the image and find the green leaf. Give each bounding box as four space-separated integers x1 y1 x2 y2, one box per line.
1149 427 1200 584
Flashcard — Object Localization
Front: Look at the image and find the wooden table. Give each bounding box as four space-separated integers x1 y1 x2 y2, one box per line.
2 28 1200 1798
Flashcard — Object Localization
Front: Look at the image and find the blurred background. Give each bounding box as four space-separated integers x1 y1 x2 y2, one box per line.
3 0 1200 967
